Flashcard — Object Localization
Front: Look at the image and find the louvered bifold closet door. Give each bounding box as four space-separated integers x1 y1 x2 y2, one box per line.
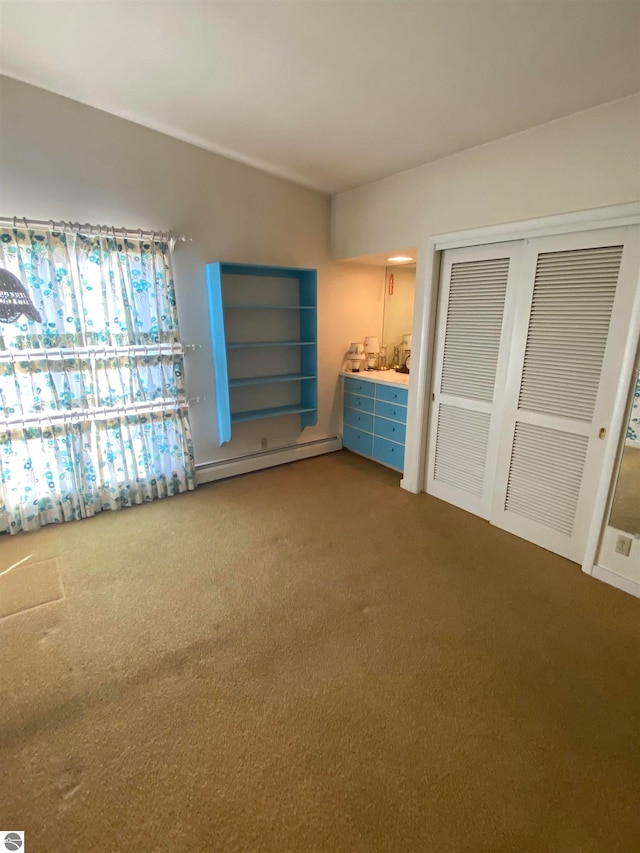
491 227 639 563
426 243 520 519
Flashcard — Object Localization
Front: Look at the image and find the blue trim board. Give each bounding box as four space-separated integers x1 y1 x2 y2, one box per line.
205 262 232 445
298 270 317 308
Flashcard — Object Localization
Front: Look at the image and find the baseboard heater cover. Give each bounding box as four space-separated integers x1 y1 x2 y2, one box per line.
195 436 341 484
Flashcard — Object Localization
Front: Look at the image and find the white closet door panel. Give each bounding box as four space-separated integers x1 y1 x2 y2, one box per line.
440 257 510 402
491 227 639 563
427 242 520 519
517 245 621 422
434 405 491 498
504 423 589 535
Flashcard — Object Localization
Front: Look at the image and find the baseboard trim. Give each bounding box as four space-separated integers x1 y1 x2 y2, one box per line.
195 437 342 485
590 564 640 599
400 476 420 494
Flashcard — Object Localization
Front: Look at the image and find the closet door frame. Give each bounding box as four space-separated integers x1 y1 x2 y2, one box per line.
586 263 640 586
402 203 640 577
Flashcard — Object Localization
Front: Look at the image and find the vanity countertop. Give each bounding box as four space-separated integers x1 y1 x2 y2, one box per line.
339 369 410 389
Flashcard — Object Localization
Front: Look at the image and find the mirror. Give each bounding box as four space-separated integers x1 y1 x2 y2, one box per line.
608 364 640 535
382 264 416 365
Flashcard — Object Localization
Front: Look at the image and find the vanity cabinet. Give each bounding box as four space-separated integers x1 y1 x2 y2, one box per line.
342 375 408 471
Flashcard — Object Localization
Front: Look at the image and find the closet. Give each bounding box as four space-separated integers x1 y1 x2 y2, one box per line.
426 226 639 563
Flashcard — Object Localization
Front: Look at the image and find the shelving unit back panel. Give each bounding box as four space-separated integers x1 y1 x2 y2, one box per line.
224 307 302 345
221 274 301 307
230 382 302 414
226 347 302 381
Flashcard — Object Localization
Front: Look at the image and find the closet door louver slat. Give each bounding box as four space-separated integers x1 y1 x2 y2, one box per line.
441 257 510 403
518 246 621 422
504 423 589 535
434 405 491 497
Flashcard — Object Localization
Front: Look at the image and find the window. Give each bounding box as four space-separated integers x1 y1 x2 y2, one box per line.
0 224 194 534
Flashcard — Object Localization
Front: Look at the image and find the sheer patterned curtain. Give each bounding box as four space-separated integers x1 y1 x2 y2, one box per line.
0 225 195 534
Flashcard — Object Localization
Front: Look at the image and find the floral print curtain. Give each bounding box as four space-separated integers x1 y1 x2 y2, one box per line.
0 226 195 534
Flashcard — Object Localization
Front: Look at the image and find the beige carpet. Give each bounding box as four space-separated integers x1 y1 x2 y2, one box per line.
1 451 639 852
0 557 64 619
609 445 640 534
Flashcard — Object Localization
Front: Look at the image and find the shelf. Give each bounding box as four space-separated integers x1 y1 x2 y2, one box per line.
226 341 316 349
206 261 318 445
229 374 316 388
231 404 316 424
223 304 315 310
214 263 315 279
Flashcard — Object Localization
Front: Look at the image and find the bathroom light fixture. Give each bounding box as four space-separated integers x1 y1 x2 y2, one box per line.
387 255 414 263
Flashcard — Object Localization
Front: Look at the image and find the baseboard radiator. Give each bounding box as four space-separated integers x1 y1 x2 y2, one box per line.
195 436 342 485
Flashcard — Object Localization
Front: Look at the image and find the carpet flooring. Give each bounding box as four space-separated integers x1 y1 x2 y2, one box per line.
1 451 639 852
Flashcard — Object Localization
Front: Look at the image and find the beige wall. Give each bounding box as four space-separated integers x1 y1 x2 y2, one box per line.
0 76 384 466
331 95 640 259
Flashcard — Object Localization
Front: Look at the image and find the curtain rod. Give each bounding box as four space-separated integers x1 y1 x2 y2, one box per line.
0 216 191 251
1 397 190 429
0 343 201 364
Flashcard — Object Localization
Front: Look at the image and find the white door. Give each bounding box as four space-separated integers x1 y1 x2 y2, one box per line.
426 243 520 519
491 227 640 563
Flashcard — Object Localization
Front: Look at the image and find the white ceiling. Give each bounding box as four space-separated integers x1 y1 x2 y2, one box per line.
1 1 638 194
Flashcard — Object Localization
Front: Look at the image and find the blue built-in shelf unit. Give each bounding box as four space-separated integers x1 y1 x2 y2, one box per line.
206 262 318 446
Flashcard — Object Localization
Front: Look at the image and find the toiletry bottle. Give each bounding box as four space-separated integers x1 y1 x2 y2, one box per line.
378 344 387 369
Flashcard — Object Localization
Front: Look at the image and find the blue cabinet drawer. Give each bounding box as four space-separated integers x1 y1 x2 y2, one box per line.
344 376 375 397
375 399 407 423
343 424 373 456
345 391 375 413
376 384 408 406
372 435 405 471
344 407 374 432
374 415 406 444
